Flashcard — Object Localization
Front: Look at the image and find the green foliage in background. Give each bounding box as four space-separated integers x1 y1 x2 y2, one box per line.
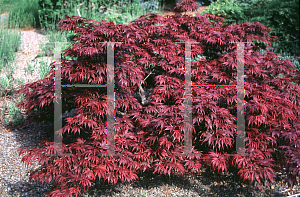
7 0 40 29
230 0 257 8
35 0 162 61
37 0 159 31
0 0 23 14
200 0 299 58
246 0 299 57
200 0 253 24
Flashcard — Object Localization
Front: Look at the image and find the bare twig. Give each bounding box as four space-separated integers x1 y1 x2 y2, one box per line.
77 9 81 17
117 111 127 116
137 69 155 105
144 69 154 81
138 82 146 105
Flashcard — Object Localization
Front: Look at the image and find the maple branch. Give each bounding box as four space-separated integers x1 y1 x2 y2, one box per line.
77 9 81 17
117 111 127 116
138 82 146 105
144 69 154 81
138 69 154 105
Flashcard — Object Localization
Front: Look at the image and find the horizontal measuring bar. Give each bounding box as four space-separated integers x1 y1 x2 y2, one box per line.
61 84 107 87
192 85 237 86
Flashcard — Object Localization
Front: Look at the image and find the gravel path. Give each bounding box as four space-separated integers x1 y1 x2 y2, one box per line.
0 28 53 92
1 14 300 197
0 24 57 196
0 120 55 197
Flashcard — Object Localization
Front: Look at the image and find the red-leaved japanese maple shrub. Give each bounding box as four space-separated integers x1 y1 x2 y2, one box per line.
16 0 300 196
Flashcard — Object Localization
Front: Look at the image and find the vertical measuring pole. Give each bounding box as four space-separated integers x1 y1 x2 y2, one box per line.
49 41 123 157
175 41 252 157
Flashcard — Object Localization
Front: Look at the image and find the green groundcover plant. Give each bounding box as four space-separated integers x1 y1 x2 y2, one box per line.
16 0 300 196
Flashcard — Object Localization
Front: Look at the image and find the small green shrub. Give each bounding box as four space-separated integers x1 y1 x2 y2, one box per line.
0 74 13 97
36 28 78 61
3 99 25 126
34 28 78 80
15 77 25 87
9 103 25 125
25 61 35 75
38 58 52 78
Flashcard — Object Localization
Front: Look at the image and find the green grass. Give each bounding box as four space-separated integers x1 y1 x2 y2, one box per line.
0 0 24 14
0 28 21 98
6 0 40 29
0 28 21 71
